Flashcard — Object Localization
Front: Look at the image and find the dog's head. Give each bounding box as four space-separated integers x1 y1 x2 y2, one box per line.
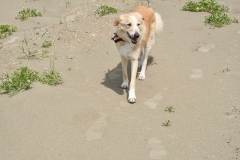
114 12 144 44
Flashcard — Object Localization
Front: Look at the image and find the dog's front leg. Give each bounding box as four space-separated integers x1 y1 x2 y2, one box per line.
120 56 129 89
128 59 138 103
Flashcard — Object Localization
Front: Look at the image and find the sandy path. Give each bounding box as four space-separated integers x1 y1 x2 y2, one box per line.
0 0 240 159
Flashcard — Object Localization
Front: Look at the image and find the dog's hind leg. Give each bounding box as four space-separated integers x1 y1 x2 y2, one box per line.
138 34 155 80
138 50 144 69
120 56 129 89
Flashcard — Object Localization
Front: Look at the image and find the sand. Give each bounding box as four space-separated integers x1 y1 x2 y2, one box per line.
0 0 240 159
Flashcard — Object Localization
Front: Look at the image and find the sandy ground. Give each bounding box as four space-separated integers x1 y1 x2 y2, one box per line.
0 0 240 159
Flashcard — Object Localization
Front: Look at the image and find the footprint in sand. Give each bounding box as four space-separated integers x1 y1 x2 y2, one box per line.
144 93 163 109
190 69 203 79
86 113 108 141
148 137 167 160
197 44 215 52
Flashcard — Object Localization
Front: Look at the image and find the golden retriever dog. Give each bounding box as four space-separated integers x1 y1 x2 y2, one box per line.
112 6 163 103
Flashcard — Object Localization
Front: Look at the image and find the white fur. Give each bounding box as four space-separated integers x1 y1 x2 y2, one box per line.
154 12 164 35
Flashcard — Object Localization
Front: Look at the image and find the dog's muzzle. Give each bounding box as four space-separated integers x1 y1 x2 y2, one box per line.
127 32 140 44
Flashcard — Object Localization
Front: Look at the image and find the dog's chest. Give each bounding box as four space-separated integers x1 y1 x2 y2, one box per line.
117 43 139 59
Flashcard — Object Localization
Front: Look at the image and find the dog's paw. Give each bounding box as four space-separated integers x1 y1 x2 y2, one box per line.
128 89 136 103
138 73 146 80
120 80 129 89
128 97 136 103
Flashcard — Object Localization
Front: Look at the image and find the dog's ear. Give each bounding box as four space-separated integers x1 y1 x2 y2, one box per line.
114 17 121 26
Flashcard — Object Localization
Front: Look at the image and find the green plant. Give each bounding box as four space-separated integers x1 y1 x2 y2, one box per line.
182 0 228 13
135 0 151 6
162 120 171 127
42 40 52 48
95 5 118 16
41 49 49 58
205 12 238 27
0 25 17 39
182 0 238 27
165 106 175 113
59 20 63 24
0 67 39 96
18 34 40 59
16 8 42 21
39 57 63 86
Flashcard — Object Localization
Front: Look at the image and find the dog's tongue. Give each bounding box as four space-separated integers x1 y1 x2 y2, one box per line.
131 38 137 44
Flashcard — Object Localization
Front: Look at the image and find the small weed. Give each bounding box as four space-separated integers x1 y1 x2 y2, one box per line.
16 8 42 21
162 120 171 127
41 49 49 58
43 6 47 13
18 34 41 59
65 0 71 8
182 0 228 13
68 67 71 71
39 57 63 86
182 0 238 27
95 5 118 16
165 106 175 113
0 25 17 39
42 40 52 48
135 0 151 6
59 20 63 25
18 35 51 59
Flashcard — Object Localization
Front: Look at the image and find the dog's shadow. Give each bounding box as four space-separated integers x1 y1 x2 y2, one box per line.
101 56 154 95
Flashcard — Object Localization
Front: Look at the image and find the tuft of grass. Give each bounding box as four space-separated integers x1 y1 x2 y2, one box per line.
16 8 42 21
165 106 175 113
18 35 50 59
41 49 49 58
0 59 63 97
18 34 40 59
0 25 17 39
162 120 171 127
42 40 52 48
95 5 118 16
59 20 63 25
182 0 238 27
65 0 71 8
39 58 63 86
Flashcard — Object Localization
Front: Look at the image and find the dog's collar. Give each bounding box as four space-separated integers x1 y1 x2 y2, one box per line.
111 33 125 43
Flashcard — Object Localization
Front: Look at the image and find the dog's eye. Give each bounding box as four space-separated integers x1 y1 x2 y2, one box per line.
137 23 140 26
127 23 131 27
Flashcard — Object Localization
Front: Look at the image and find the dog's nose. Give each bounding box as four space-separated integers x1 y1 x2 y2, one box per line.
134 32 139 38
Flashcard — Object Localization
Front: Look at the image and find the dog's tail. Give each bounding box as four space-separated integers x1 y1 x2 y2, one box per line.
154 12 163 35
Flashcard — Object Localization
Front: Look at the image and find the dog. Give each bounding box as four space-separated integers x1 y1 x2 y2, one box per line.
112 6 163 103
